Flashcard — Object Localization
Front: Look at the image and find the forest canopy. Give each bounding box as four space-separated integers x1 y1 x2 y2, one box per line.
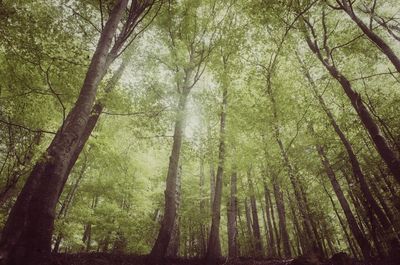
0 0 399 265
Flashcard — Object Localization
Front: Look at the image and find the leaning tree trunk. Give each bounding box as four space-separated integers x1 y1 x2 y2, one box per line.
337 0 400 73
314 139 372 260
206 84 227 265
0 2 128 264
227 170 238 259
304 30 400 185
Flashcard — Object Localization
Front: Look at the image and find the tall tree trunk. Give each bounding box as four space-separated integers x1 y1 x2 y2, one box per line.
336 0 400 73
324 185 360 259
166 165 182 258
227 170 238 259
268 183 281 257
303 29 400 185
0 2 128 264
266 82 318 253
314 139 372 259
206 83 227 265
263 182 277 257
149 75 191 263
300 53 398 243
273 179 291 258
248 172 263 257
244 198 254 255
288 192 305 256
199 155 207 257
208 125 216 208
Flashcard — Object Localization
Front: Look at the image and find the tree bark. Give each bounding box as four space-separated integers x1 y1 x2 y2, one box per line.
248 172 263 257
304 28 400 185
273 179 291 258
149 84 191 263
199 155 207 257
166 165 182 258
302 59 394 236
0 2 128 264
206 83 227 265
227 171 238 259
337 0 400 73
263 182 277 257
314 139 372 259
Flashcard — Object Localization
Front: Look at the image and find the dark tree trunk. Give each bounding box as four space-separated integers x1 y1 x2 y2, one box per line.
314 139 372 260
263 182 277 257
337 0 400 73
273 179 291 258
248 173 263 257
304 29 400 185
0 2 128 264
206 84 227 265
244 198 254 254
227 171 238 259
268 183 281 257
301 52 398 244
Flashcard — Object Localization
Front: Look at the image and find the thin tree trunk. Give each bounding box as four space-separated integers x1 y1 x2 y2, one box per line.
244 198 254 255
314 139 372 259
263 182 277 257
273 179 291 258
227 170 238 259
268 183 281 257
199 155 207 257
248 172 263 257
324 185 360 259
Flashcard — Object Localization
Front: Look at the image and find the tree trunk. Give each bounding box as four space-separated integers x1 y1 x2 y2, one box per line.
248 172 263 257
304 31 400 185
337 0 400 73
301 52 398 247
149 85 191 263
166 165 182 258
0 2 128 264
244 198 254 255
263 182 277 257
206 84 227 265
314 140 372 260
273 179 291 258
227 171 238 259
199 155 207 257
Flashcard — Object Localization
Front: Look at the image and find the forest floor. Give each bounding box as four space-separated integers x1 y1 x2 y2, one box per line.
50 253 380 265
53 253 292 265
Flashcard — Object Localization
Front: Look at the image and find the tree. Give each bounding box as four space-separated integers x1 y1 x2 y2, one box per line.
0 1 155 264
